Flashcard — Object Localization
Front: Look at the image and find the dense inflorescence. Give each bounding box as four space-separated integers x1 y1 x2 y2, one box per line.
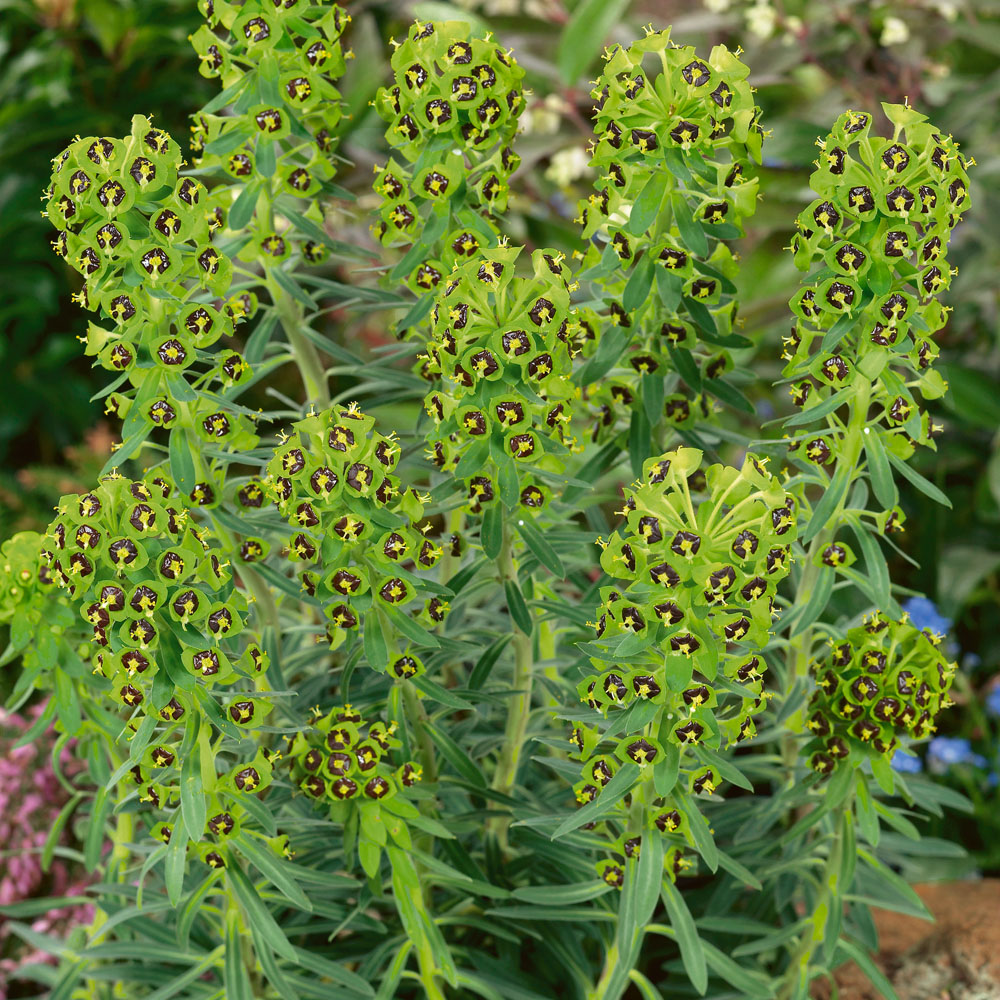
262 402 448 658
575 28 765 441
42 475 277 843
287 703 423 876
371 18 525 281
421 245 581 515
43 118 259 514
806 615 956 775
785 102 972 477
571 448 796 887
190 0 351 267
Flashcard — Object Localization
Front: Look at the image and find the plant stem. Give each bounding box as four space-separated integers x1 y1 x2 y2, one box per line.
402 679 438 785
781 379 873 789
588 941 621 1000
257 185 330 408
269 274 330 408
776 796 851 1000
489 521 534 850
417 942 448 1000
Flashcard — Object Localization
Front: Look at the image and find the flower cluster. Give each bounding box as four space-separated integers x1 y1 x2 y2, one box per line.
575 28 764 440
189 0 352 268
261 403 448 655
420 245 581 514
784 102 973 471
571 448 797 887
371 19 525 269
43 474 276 826
287 703 422 876
43 118 258 502
806 614 956 774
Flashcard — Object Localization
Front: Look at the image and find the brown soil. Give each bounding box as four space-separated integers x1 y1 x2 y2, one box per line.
815 880 1000 1000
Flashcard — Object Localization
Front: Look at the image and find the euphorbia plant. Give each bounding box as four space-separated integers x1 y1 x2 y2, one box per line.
0 5 975 1000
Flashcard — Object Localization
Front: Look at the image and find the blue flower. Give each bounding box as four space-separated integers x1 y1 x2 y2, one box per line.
902 596 951 635
986 686 1000 718
890 751 922 774
927 736 987 774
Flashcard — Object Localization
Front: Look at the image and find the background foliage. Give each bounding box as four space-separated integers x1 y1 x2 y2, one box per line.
1 0 998 994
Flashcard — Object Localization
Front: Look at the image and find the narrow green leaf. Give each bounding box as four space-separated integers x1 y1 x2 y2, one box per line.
168 429 196 495
672 193 709 257
511 882 612 905
785 386 852 427
504 579 533 636
85 786 113 871
886 450 952 508
655 267 683 313
837 937 900 1000
165 827 186 906
675 789 718 872
864 428 898 509
270 266 318 309
229 180 261 231
693 744 753 792
234 832 312 911
667 345 702 392
850 518 891 609
424 722 487 788
515 518 564 577
363 611 389 671
226 863 296 962
626 175 665 236
481 503 503 561
180 736 206 844
703 377 755 416
661 878 708 994
623 254 655 313
225 911 253 1000
469 636 512 689
497 455 519 509
552 763 639 839
802 464 850 543
820 311 856 353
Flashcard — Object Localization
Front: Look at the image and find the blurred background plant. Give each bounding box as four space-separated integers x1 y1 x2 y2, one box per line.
1 0 997 949
0 704 92 999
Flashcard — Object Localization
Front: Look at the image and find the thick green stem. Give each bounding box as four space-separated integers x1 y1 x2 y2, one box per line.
258 186 330 408
776 797 851 1000
270 277 330 408
489 522 534 850
417 942 448 1000
781 380 873 789
588 942 621 1000
402 679 438 785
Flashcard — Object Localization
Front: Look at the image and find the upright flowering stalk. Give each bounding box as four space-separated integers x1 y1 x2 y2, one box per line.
261 400 448 661
189 0 356 407
574 28 764 454
771 102 971 998
371 19 525 314
562 448 795 993
43 119 259 513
